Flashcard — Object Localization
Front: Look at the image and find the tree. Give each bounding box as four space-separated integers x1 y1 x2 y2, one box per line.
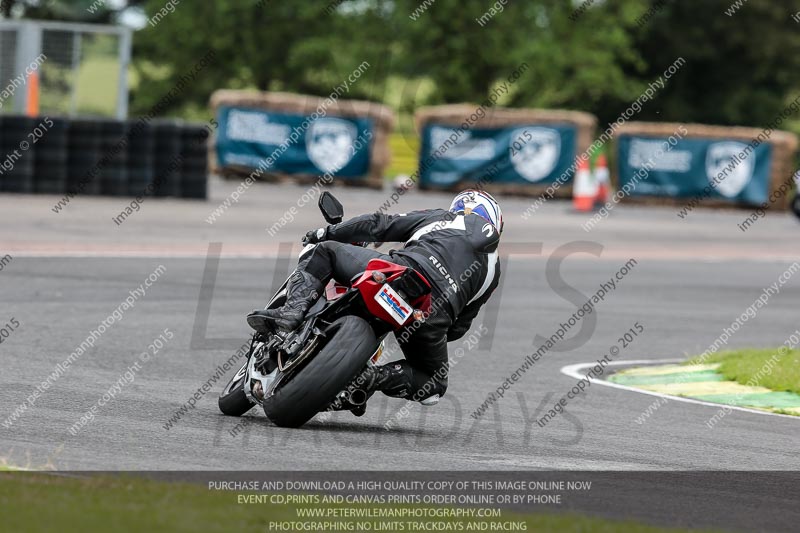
131 0 394 116
17 0 797 131
0 0 146 23
632 0 800 127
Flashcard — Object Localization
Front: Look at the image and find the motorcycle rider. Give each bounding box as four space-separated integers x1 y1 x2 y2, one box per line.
248 189 502 413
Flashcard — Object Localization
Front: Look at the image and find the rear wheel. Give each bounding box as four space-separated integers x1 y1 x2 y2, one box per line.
263 316 377 428
792 192 800 220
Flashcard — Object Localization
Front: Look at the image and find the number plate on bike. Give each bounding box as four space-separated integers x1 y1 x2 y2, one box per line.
374 284 412 325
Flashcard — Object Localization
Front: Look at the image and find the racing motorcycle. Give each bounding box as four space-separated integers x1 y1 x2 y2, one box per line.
218 192 432 428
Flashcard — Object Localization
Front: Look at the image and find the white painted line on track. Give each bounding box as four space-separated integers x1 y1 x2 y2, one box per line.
561 359 800 421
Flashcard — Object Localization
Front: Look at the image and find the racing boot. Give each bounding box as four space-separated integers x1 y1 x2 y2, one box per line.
359 362 413 399
247 270 324 333
347 362 413 416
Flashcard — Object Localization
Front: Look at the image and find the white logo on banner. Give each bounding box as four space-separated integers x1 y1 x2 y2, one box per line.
627 139 692 172
306 118 358 173
705 142 754 198
429 126 496 160
509 127 561 182
227 110 290 145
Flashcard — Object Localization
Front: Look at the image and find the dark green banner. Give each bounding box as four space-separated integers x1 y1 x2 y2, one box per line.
617 135 772 205
215 106 372 178
418 123 577 187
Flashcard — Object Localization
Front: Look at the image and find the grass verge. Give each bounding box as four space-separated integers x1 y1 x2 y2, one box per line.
687 348 800 395
0 472 716 533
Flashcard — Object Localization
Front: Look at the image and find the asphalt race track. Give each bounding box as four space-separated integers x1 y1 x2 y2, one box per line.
1 178 799 529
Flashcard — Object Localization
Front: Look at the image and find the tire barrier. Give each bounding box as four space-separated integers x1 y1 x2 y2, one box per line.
0 115 37 193
152 119 183 198
126 122 155 197
33 117 68 194
98 119 129 197
180 125 210 199
0 114 208 199
67 118 102 196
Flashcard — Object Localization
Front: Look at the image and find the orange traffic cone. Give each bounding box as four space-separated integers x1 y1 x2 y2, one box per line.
25 72 39 117
572 158 597 212
594 153 610 206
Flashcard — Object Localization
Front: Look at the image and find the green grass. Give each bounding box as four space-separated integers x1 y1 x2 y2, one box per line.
75 57 124 115
687 348 800 394
387 131 420 177
38 33 140 118
0 473 717 533
0 473 268 533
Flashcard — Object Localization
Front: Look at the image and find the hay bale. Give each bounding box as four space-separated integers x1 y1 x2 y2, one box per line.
209 90 395 189
413 105 597 197
615 122 798 210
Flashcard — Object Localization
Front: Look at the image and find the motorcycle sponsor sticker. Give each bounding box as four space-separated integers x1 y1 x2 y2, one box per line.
374 284 411 325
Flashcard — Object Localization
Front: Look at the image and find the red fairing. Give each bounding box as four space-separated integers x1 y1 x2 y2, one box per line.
352 259 432 329
325 280 348 301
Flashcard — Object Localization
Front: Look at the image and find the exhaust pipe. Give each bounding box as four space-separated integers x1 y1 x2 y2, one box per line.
347 389 369 406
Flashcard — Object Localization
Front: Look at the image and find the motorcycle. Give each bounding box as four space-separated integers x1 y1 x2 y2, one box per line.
218 192 433 428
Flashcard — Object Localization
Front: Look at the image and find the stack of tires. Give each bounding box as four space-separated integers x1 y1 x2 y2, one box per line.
126 121 154 197
34 117 69 194
152 119 183 198
180 124 210 199
0 114 208 199
67 119 102 196
0 115 36 193
97 119 128 196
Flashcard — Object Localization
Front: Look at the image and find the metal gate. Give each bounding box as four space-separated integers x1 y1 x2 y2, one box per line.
0 19 131 118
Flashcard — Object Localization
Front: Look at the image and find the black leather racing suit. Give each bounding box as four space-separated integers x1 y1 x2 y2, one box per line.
300 208 501 401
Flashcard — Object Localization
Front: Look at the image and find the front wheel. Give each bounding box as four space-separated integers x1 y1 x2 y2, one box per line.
264 316 377 428
218 361 256 416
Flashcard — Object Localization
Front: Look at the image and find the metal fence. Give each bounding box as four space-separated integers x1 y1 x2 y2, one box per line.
0 19 131 118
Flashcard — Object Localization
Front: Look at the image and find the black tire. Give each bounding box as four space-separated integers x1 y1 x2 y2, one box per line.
792 192 800 221
264 316 377 428
218 361 256 416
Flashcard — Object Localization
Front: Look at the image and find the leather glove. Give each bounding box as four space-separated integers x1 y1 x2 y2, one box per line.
446 325 468 342
302 227 328 245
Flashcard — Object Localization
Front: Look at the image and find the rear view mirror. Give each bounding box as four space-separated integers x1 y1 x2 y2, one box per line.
319 191 344 224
